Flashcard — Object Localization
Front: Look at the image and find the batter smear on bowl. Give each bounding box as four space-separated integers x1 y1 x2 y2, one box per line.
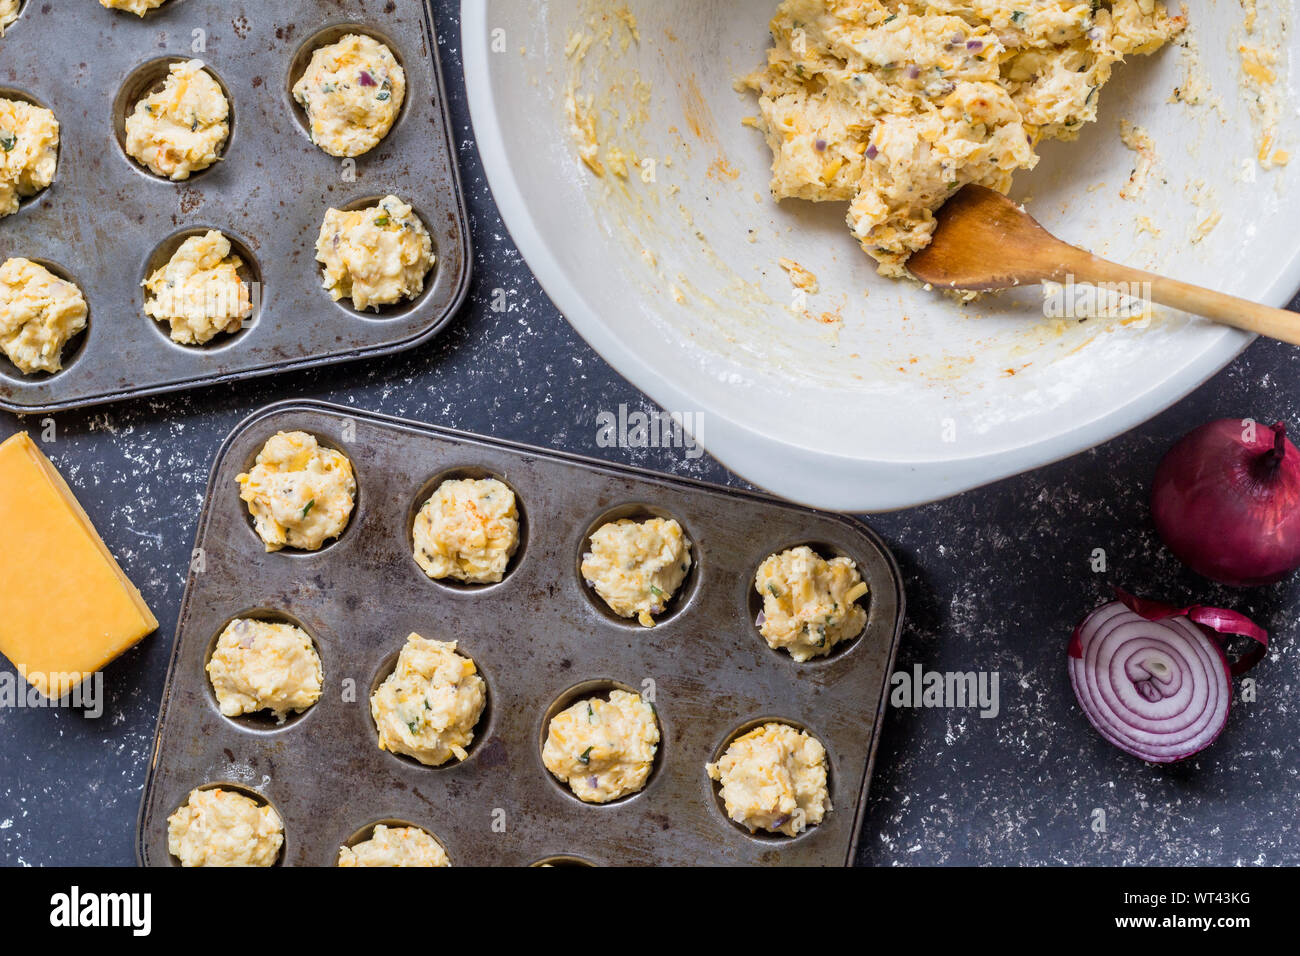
744 0 1186 276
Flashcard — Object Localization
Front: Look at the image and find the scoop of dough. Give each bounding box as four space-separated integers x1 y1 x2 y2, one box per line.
124 59 229 180
0 1 20 36
707 722 830 837
166 787 282 867
413 478 519 584
206 619 322 722
581 517 691 627
370 634 486 767
745 0 1185 275
316 194 434 311
543 689 659 803
143 230 253 345
755 546 868 661
0 258 87 375
0 97 59 218
236 431 356 552
101 0 169 14
338 825 450 867
293 33 406 158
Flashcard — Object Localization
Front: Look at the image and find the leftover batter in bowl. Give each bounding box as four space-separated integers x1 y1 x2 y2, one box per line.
236 430 356 552
124 58 229 180
0 96 58 218
293 33 406 158
166 787 282 867
542 689 659 803
316 194 435 311
0 1 19 37
755 546 869 661
143 230 253 345
707 722 830 837
581 517 691 626
101 0 169 14
370 634 487 767
0 258 86 375
206 618 322 723
338 824 450 867
745 0 1185 275
413 477 520 584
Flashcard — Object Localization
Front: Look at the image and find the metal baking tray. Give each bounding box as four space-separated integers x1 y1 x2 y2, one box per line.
137 400 905 866
0 0 469 413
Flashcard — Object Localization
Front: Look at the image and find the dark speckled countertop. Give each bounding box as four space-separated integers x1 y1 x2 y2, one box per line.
2 1 1298 867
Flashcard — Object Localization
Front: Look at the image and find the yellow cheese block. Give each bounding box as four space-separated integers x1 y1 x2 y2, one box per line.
0 432 158 698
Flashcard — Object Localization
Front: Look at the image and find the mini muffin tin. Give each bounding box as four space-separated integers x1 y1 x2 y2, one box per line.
137 401 905 866
0 0 469 413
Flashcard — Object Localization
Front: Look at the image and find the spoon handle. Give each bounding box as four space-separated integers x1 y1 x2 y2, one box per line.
1069 253 1300 346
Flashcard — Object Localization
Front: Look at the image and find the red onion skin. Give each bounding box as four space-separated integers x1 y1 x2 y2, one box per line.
1151 419 1300 586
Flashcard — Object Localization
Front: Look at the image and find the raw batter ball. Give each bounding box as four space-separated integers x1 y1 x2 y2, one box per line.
316 194 434 311
755 546 868 661
707 722 830 837
0 258 87 375
581 517 691 626
206 618 323 723
166 787 283 867
0 1 19 36
236 430 356 552
370 634 486 767
124 58 229 180
542 689 659 803
293 33 406 158
143 230 253 345
745 0 1185 275
0 97 59 218
101 0 169 14
338 825 449 867
413 478 519 584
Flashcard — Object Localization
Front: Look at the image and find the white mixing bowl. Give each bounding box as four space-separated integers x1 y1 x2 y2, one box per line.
462 0 1300 510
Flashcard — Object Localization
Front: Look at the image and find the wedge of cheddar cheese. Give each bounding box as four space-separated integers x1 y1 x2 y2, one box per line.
0 432 158 698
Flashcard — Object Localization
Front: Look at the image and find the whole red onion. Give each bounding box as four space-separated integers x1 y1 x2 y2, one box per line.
1151 418 1300 586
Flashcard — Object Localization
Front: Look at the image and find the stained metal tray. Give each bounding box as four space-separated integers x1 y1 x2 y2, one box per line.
0 0 469 413
137 400 905 866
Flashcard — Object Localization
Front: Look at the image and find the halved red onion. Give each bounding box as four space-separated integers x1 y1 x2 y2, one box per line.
1067 589 1267 763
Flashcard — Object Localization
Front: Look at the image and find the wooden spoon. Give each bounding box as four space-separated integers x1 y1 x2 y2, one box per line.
906 184 1300 346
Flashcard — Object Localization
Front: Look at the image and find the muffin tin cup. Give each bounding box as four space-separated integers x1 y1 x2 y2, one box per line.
136 400 905 866
0 0 470 412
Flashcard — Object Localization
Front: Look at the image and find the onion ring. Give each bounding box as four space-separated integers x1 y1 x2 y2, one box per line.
1067 588 1267 763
